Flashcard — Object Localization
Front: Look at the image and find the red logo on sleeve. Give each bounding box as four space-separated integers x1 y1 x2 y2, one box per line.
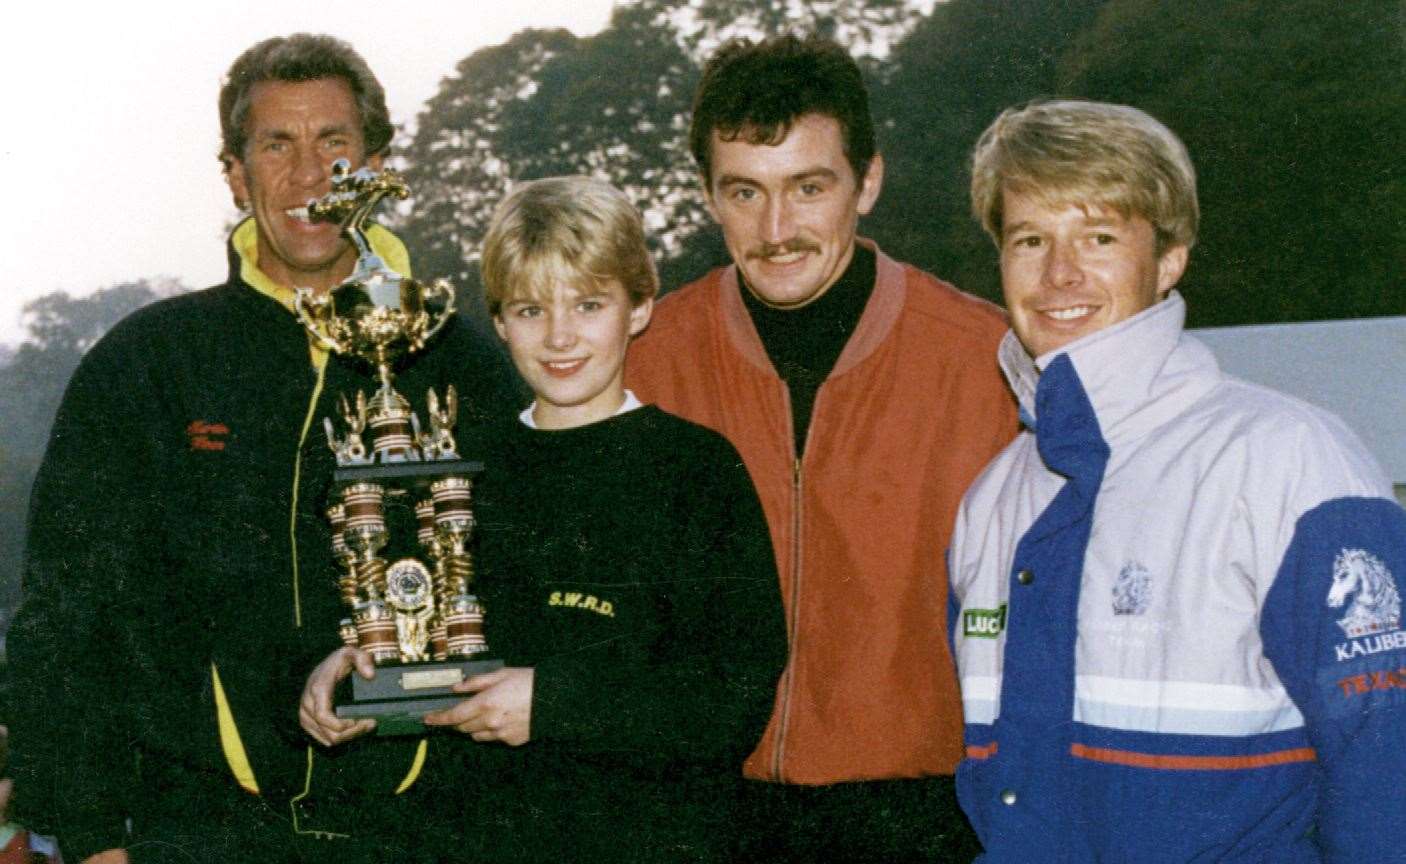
1337 667 1406 699
187 420 230 451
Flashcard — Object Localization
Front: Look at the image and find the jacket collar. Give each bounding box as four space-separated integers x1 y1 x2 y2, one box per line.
716 237 906 378
999 290 1222 449
228 216 413 315
226 217 414 368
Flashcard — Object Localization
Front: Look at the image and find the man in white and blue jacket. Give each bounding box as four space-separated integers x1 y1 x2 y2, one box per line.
948 99 1406 863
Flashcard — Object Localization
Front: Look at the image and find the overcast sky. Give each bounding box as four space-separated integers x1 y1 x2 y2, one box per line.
0 1 618 346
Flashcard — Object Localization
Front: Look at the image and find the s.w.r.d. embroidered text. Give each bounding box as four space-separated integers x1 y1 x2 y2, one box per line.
548 591 615 617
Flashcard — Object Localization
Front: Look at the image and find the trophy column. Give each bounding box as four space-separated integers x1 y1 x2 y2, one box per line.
326 417 502 732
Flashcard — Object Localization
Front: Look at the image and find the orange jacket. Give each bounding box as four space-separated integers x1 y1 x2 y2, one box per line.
626 243 1019 784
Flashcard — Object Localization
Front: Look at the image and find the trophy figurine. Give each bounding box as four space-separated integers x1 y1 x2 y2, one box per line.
299 159 500 734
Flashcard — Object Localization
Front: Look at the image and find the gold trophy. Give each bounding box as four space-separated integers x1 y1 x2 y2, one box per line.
298 159 500 734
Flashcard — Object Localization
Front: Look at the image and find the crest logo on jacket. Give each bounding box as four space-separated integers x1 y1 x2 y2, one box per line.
1328 549 1401 638
1112 562 1151 616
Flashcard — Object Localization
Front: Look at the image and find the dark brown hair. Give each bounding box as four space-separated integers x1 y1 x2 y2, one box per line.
218 33 392 168
689 34 875 188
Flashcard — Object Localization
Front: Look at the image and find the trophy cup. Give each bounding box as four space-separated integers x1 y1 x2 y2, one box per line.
298 159 501 734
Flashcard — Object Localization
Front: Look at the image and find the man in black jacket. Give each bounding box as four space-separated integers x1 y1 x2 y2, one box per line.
6 34 520 864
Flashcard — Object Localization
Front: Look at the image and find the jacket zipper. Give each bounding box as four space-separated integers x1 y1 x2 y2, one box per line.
771 381 819 782
770 454 804 781
289 357 329 629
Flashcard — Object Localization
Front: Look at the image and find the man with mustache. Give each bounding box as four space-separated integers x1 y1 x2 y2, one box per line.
5 34 518 864
625 34 1019 862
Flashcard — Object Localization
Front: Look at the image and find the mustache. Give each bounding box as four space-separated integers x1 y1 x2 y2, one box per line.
746 240 820 260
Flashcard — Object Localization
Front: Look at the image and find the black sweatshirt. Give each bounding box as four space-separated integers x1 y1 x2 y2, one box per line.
416 405 786 863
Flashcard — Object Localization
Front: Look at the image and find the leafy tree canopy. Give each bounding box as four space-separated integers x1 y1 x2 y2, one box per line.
393 0 1402 329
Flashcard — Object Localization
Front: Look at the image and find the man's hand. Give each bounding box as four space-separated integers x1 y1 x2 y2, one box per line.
84 852 129 864
422 667 534 746
299 647 377 746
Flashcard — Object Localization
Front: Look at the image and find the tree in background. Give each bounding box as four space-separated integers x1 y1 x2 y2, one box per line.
395 0 1401 329
393 0 935 310
866 0 1404 323
868 0 1108 304
1057 0 1406 326
396 28 582 317
0 279 186 637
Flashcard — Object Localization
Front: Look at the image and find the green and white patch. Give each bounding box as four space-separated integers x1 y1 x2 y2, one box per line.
963 604 1007 638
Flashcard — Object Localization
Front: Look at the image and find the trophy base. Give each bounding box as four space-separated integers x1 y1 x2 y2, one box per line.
336 656 504 736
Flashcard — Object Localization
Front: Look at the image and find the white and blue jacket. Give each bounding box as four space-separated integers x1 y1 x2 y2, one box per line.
949 293 1406 863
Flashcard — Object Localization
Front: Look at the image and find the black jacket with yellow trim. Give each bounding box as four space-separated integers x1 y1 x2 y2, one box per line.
7 225 523 862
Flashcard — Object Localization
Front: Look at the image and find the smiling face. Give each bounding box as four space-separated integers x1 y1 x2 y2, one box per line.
705 113 882 309
224 77 380 294
493 279 653 430
1000 190 1188 359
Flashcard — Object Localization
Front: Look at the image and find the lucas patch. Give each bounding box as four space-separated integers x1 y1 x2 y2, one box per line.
964 605 1007 638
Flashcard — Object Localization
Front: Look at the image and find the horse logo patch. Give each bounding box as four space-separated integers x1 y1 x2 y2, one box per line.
1112 562 1151 616
1327 549 1402 638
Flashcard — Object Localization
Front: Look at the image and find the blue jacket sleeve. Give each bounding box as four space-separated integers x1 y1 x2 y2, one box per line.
946 548 961 658
1261 496 1406 863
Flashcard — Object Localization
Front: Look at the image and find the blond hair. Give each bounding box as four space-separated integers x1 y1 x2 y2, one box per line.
970 100 1198 252
480 176 659 314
